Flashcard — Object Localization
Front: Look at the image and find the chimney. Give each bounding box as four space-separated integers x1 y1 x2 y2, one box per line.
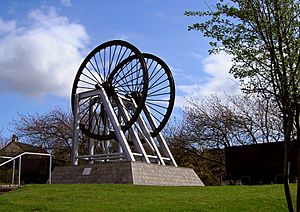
12 134 18 142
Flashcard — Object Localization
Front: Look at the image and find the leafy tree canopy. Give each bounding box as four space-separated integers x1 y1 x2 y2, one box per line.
185 0 300 113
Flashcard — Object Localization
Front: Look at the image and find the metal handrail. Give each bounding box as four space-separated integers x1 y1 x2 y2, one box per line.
0 152 52 186
0 156 13 159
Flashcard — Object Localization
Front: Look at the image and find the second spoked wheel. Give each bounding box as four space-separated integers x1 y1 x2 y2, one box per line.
71 40 148 140
108 53 175 137
143 53 175 137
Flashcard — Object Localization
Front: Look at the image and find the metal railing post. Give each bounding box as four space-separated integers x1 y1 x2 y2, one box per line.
12 160 15 184
18 156 22 186
49 155 52 184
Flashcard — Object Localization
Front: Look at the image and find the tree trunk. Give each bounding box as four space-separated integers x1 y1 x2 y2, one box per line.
284 139 294 212
296 106 300 211
297 149 300 212
284 113 294 212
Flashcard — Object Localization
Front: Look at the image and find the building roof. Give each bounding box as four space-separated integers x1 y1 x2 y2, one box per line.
0 135 47 157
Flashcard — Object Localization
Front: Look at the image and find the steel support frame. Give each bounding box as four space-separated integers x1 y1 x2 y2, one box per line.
72 87 177 167
72 88 136 165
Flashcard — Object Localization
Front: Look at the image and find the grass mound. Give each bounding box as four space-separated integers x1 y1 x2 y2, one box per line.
0 184 295 211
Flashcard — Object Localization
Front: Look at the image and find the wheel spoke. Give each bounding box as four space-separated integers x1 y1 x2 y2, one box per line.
92 55 104 81
148 92 171 97
84 66 101 84
112 60 140 85
148 84 170 96
148 71 165 90
146 101 168 110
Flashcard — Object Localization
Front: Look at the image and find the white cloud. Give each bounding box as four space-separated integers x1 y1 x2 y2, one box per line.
0 7 89 97
175 52 241 108
60 0 72 7
0 18 16 34
153 12 180 21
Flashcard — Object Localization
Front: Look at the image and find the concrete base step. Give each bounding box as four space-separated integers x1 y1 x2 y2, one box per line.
52 161 204 186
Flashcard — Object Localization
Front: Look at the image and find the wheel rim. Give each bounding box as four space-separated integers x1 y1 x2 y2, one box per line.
71 40 148 140
143 53 175 137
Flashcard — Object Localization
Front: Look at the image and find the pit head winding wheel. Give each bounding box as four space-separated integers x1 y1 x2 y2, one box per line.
71 40 177 167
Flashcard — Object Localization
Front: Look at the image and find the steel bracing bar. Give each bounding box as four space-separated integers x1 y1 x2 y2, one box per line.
96 86 135 161
103 101 110 158
72 94 80 165
130 123 155 152
116 95 150 163
120 98 155 152
143 104 177 167
130 100 165 165
135 115 165 165
78 152 125 161
78 89 104 100
87 98 95 164
78 152 124 158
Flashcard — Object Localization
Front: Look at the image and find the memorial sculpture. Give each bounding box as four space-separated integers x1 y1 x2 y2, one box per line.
71 40 176 166
52 40 204 186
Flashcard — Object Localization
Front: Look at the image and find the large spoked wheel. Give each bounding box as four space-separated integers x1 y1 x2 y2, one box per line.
107 53 175 137
71 40 148 140
142 53 175 137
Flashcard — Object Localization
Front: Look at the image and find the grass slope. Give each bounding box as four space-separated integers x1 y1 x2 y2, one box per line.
0 184 296 211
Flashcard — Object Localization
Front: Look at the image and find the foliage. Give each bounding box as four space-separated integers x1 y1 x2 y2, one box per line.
165 94 283 185
0 130 9 149
10 108 75 163
0 167 14 184
183 95 283 148
0 184 294 211
185 0 299 137
165 122 224 185
185 0 300 210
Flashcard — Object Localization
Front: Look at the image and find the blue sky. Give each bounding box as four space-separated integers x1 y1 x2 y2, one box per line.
0 0 240 138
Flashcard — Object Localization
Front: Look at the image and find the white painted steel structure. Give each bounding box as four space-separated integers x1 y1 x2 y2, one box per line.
71 40 177 168
72 86 177 167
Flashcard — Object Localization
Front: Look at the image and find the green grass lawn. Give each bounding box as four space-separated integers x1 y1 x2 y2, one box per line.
0 184 296 211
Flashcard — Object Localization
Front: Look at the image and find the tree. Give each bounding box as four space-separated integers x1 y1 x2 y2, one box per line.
10 108 75 163
165 94 281 185
0 130 8 149
183 94 282 148
0 136 6 149
185 0 300 210
10 108 118 165
164 120 225 185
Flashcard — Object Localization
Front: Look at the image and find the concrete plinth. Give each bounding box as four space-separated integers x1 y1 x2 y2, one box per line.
51 161 204 186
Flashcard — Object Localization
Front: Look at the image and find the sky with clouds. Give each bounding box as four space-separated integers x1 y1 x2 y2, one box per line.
0 0 240 137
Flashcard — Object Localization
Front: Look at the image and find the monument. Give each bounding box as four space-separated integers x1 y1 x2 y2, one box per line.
52 40 204 186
